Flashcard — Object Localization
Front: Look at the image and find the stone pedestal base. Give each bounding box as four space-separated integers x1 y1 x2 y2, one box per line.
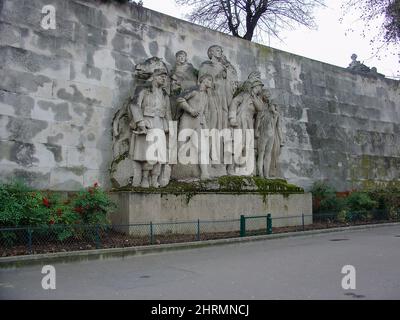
110 191 312 234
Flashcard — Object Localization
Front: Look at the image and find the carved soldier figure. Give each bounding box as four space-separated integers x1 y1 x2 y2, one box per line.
255 89 284 178
176 74 217 180
110 57 170 188
129 68 172 188
199 45 238 129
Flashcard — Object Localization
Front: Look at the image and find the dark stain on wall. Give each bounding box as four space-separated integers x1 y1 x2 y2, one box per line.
57 84 101 106
44 143 63 163
6 116 48 142
10 141 38 167
37 100 72 121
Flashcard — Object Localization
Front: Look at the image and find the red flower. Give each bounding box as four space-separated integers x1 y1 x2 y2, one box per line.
74 206 84 214
336 191 351 198
42 197 50 208
49 219 55 225
93 182 98 188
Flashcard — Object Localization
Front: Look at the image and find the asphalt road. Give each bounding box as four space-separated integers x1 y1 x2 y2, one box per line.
1 225 400 299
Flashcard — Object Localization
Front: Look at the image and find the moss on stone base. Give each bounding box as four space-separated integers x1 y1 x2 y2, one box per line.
113 176 304 204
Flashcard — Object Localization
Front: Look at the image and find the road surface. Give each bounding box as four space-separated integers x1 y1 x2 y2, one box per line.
1 225 400 299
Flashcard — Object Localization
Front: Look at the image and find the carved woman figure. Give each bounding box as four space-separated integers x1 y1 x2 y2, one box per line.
227 80 264 175
175 74 216 180
255 89 284 178
199 45 237 129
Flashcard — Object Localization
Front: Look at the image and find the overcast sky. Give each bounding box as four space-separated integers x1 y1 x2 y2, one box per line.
142 0 399 79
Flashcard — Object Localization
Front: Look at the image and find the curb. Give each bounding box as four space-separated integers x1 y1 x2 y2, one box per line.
1 222 399 269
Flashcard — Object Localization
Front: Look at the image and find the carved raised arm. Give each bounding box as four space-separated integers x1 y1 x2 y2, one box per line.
228 94 243 127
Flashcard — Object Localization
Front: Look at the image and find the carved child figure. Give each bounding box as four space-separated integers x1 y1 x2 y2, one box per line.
171 50 198 90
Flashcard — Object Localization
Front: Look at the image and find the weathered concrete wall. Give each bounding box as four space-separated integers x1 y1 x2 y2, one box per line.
0 0 399 191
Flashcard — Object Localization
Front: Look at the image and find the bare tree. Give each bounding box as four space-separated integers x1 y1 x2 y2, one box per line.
342 0 400 46
175 0 325 41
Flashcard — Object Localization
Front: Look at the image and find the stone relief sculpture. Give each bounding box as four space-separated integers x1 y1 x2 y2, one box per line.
176 74 216 180
111 57 171 188
129 68 172 188
112 106 131 159
227 77 265 175
170 51 198 121
347 53 383 77
255 89 284 178
171 50 198 90
199 45 238 129
111 45 285 188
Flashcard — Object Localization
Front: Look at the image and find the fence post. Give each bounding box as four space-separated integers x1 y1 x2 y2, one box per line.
197 219 200 241
240 215 246 237
302 213 305 231
27 228 32 254
95 224 101 249
267 214 272 234
150 221 154 245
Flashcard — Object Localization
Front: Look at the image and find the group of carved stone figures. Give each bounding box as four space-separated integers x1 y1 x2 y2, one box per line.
111 45 284 188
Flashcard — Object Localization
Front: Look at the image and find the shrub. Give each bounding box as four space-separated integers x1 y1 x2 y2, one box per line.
310 181 335 199
0 181 116 243
345 191 377 212
367 183 400 218
310 181 345 213
0 181 50 227
70 183 116 225
337 210 348 223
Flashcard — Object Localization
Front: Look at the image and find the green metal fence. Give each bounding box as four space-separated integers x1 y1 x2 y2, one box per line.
1 209 398 257
239 214 272 237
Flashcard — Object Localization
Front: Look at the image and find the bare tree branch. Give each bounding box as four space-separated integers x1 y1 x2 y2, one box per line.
342 0 400 46
175 0 325 42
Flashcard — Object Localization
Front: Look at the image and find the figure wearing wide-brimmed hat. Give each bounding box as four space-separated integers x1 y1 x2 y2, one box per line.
129 68 172 188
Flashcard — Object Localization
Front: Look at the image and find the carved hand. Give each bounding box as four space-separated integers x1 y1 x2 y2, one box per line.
190 109 200 117
137 120 148 134
230 118 238 127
